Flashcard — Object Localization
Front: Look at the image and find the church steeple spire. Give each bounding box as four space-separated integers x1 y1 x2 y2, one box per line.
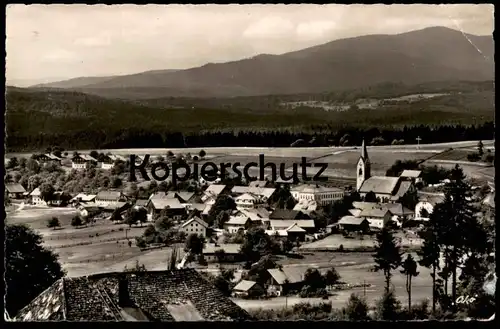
361 139 369 160
356 139 371 192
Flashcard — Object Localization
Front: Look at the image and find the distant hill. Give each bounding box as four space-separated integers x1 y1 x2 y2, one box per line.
32 69 180 90
6 80 494 151
32 27 494 99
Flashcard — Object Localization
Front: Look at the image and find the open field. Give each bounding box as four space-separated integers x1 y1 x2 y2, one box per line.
232 251 433 311
299 233 422 251
5 140 495 159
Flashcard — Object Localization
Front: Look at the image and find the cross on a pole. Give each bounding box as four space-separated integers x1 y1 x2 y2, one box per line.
416 136 422 149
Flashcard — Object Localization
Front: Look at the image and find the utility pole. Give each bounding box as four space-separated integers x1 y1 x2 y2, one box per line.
416 136 422 150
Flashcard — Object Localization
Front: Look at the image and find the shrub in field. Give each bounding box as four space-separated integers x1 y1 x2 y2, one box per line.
343 293 370 321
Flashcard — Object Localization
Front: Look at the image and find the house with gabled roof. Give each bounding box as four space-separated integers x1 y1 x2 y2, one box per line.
266 267 306 295
147 195 187 221
269 219 315 234
223 216 251 234
180 216 208 237
95 190 126 206
72 154 97 169
5 183 26 199
284 223 307 242
202 243 242 263
232 280 264 298
336 216 370 233
358 207 392 231
13 269 250 321
291 184 344 206
29 188 46 206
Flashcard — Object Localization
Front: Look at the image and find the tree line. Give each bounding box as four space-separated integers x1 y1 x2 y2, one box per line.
7 122 494 152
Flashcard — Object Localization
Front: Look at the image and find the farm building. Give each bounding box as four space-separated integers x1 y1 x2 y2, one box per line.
290 184 344 206
147 198 186 221
36 153 62 165
70 193 96 206
356 140 417 202
13 269 250 321
180 216 209 238
269 220 315 234
202 244 242 263
336 216 370 233
76 203 102 218
266 267 305 295
5 183 26 199
235 208 270 227
232 280 264 298
102 202 130 216
95 190 127 207
149 191 196 204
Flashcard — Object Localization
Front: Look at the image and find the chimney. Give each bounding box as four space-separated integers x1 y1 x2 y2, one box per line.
118 276 131 307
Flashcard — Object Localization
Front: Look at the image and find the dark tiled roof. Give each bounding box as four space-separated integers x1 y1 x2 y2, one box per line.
269 209 309 220
15 269 250 322
5 183 26 193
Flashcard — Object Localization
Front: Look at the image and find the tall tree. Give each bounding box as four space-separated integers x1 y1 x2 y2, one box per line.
46 217 61 230
400 254 419 312
417 222 441 313
373 227 403 293
5 224 66 316
477 140 484 157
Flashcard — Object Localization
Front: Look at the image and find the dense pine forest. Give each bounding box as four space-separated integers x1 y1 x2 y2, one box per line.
5 81 494 152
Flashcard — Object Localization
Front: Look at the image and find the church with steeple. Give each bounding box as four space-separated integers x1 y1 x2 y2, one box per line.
356 139 417 203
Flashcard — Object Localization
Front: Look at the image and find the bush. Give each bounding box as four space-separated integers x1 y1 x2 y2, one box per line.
375 291 402 320
467 153 481 162
344 293 370 321
298 285 328 298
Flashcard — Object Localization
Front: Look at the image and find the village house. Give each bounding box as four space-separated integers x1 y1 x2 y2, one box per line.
147 196 187 221
269 220 316 234
35 153 62 165
102 202 130 217
400 170 424 185
76 203 102 219
282 223 307 242
231 186 277 202
201 184 227 203
95 190 126 207
266 267 305 296
293 199 318 213
291 184 344 206
352 201 413 226
47 191 72 207
336 216 370 233
180 216 209 238
5 183 26 199
358 207 393 231
14 269 250 321
265 229 289 239
356 140 417 202
150 191 196 204
202 244 242 263
29 188 46 206
71 154 97 169
235 208 270 227
97 155 115 170
70 193 97 206
223 216 252 234
234 193 266 209
232 280 264 298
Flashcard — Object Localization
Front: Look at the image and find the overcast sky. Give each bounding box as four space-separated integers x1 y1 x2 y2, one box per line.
6 4 494 85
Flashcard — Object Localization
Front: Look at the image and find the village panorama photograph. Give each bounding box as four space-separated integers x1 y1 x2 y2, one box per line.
4 4 495 322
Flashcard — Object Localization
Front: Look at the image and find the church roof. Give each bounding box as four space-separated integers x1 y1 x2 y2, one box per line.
359 176 400 195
